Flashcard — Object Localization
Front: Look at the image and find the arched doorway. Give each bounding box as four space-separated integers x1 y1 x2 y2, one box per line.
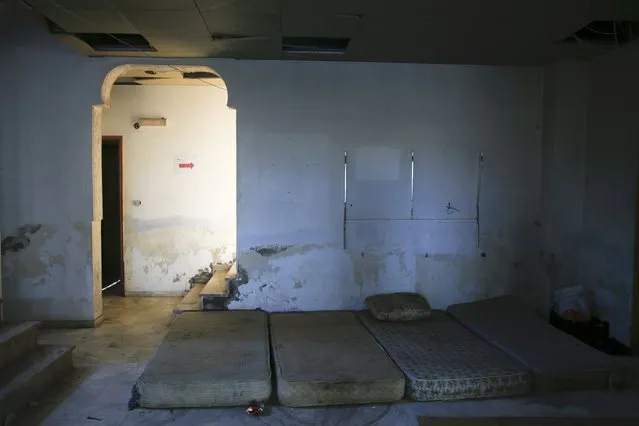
92 64 236 322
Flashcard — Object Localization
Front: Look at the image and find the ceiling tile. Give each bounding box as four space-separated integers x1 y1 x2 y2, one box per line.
26 0 116 10
282 12 361 38
209 37 281 58
145 35 214 50
122 9 211 37
196 0 280 14
110 0 196 10
282 0 380 16
202 11 280 36
32 6 135 33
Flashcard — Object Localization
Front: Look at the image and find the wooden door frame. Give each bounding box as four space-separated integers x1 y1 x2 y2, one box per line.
101 135 125 293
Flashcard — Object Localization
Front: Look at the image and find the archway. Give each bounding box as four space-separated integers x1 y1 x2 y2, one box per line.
92 64 235 323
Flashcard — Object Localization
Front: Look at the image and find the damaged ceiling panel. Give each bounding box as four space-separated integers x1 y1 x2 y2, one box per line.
20 0 639 64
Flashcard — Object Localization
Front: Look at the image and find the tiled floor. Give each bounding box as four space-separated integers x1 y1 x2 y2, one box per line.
13 297 639 426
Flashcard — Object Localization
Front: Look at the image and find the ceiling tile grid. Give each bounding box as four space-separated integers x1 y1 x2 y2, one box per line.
21 0 639 64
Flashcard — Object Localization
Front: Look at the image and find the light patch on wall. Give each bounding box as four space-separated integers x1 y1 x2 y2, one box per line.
354 147 401 181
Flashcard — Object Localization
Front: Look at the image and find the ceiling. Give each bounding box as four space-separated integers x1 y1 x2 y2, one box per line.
22 0 639 65
114 68 225 86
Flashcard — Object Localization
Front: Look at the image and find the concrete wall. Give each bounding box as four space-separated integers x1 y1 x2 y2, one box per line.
578 46 639 346
541 62 589 296
231 64 545 312
541 48 639 347
0 5 98 322
101 85 236 295
1 3 547 322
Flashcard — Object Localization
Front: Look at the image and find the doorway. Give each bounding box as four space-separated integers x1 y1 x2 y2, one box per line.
101 136 124 297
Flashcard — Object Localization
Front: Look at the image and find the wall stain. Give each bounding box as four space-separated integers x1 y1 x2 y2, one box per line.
1 224 41 255
293 280 303 289
252 244 290 257
173 272 187 283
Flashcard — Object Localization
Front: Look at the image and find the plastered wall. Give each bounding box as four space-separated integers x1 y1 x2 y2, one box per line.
0 3 563 325
542 54 639 347
230 63 545 312
101 85 236 295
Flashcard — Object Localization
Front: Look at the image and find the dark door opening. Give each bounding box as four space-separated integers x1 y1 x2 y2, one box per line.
101 136 124 297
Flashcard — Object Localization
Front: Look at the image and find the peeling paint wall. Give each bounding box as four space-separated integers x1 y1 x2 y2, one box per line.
0 4 552 322
0 4 96 323
1 221 94 321
102 85 236 294
229 64 545 313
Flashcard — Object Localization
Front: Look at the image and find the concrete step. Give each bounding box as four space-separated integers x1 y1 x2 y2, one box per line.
225 261 237 285
0 322 39 370
174 283 205 313
0 345 74 423
200 270 229 311
214 263 232 273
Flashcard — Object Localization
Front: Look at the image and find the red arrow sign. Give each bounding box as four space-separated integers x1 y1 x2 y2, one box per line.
178 162 194 169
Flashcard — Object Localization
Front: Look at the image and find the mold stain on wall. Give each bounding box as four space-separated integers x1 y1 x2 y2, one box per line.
1 221 94 322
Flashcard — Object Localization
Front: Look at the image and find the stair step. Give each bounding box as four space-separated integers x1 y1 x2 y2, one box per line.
225 261 237 284
200 271 229 311
0 322 39 370
0 345 74 422
174 284 205 313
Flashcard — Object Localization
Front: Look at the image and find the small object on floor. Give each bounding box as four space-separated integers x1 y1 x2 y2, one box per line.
128 384 140 411
246 400 264 415
86 416 102 421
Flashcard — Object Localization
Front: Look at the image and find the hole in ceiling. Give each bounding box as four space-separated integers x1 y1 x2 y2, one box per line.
563 21 639 46
182 71 219 79
145 70 157 75
42 18 157 52
282 37 350 56
73 33 157 52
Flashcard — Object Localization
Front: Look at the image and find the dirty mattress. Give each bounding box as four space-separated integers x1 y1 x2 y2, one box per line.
135 311 271 408
269 311 405 407
359 311 530 401
447 296 618 392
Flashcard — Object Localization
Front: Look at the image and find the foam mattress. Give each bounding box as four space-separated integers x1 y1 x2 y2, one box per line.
359 311 531 401
447 296 617 392
135 311 271 408
270 311 405 407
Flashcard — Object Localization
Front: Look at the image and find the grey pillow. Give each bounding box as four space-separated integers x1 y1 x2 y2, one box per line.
365 293 432 321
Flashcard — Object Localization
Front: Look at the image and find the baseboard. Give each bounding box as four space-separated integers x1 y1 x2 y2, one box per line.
40 314 104 329
124 291 187 297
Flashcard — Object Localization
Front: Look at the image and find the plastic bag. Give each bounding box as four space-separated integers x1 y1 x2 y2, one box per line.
553 285 591 322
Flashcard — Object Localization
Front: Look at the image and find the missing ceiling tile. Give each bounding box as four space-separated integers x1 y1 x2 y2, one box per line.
73 33 157 52
182 71 219 79
563 21 639 46
282 37 350 56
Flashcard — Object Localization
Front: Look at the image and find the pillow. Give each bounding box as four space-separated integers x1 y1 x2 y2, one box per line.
365 292 432 321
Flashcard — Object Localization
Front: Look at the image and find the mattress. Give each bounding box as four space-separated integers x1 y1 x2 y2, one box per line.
359 311 531 401
135 311 271 408
447 296 617 392
270 311 405 407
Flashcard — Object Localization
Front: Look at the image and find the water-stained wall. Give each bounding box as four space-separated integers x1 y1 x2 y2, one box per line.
228 63 546 313
1 3 548 324
102 85 236 295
